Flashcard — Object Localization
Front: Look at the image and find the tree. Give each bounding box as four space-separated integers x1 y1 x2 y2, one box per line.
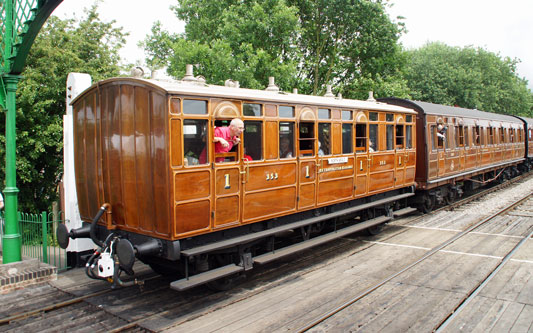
143 0 409 98
405 42 533 116
0 5 126 212
286 0 408 99
144 0 301 90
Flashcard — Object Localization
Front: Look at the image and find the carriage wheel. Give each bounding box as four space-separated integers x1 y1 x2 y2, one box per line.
420 194 435 213
363 209 383 236
444 190 456 205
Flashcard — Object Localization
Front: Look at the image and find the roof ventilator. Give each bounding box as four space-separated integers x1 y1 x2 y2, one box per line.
324 85 335 97
225 79 240 88
265 77 280 92
367 91 376 102
182 64 197 82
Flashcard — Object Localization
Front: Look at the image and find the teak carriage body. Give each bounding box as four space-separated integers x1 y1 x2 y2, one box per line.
65 76 532 290
73 78 416 242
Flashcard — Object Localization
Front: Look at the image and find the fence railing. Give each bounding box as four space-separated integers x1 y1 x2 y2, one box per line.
1 211 69 271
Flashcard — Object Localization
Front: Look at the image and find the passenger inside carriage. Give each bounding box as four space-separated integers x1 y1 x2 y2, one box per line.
280 136 293 158
211 118 244 162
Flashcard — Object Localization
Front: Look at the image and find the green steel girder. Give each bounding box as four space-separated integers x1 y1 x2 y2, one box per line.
1 0 63 76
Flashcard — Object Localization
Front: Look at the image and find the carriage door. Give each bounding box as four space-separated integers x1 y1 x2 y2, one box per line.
212 101 242 229
436 119 446 177
394 116 406 187
354 112 369 196
298 107 318 209
242 105 297 221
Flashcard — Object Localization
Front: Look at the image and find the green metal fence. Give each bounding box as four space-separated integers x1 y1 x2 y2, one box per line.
1 211 69 270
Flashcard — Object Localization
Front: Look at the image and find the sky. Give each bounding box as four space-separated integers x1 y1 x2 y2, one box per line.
53 0 533 88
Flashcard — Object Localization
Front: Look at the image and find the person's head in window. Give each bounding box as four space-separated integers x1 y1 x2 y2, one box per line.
280 136 293 158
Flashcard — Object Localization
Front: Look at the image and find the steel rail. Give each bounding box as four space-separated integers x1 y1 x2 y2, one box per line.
0 273 159 325
296 191 532 332
434 225 533 332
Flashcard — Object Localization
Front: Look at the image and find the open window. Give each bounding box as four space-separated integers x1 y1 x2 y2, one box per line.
184 119 208 166
243 121 262 161
214 119 238 162
299 122 315 156
474 126 481 146
395 117 405 149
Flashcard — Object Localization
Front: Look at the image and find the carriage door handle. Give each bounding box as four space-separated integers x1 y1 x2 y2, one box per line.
240 159 250 184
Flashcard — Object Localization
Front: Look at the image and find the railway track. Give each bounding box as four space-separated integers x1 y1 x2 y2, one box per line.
297 189 532 332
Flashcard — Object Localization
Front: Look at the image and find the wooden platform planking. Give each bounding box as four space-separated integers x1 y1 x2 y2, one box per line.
160 234 431 332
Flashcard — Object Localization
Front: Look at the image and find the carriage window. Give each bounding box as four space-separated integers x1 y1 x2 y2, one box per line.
480 128 486 146
183 99 207 115
396 124 404 149
342 124 353 154
464 127 470 147
500 127 505 143
356 124 367 152
279 106 295 118
458 126 464 147
430 125 437 150
184 119 208 166
406 115 413 123
488 127 494 145
243 121 262 160
279 122 294 159
318 109 330 120
342 110 352 121
318 123 331 155
369 112 378 121
386 113 394 122
475 126 481 146
213 119 238 163
369 124 378 152
243 103 262 117
406 125 413 149
386 125 394 150
299 122 315 156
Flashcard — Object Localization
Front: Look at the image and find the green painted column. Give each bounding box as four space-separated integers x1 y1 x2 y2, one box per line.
2 74 21 263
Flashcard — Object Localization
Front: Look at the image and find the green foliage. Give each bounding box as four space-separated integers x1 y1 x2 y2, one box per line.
405 42 533 116
143 0 301 90
0 5 126 212
287 0 408 99
143 0 408 98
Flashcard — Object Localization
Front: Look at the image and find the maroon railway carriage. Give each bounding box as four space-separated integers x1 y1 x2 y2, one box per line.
515 115 533 167
380 98 526 212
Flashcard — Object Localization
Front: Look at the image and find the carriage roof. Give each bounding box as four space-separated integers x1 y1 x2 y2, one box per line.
380 98 522 124
72 77 416 114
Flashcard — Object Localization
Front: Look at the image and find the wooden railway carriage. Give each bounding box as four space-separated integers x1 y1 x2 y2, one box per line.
379 98 526 211
61 70 417 290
